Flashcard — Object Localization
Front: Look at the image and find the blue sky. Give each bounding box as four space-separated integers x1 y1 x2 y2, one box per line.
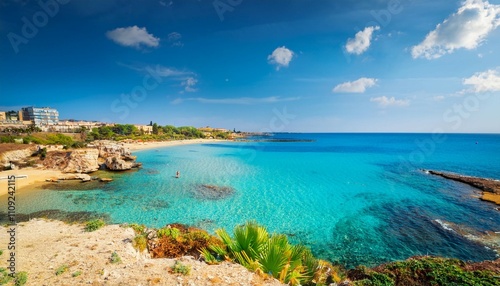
1 0 499 132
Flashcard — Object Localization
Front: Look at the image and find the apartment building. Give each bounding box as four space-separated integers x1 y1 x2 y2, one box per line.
21 107 59 127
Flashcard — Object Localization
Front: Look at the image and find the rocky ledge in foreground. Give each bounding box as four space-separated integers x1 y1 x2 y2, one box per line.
423 169 500 206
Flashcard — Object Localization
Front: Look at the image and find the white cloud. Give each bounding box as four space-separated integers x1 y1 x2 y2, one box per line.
370 96 410 107
412 0 500 59
172 96 300 105
130 64 198 93
267 46 294 70
433 95 446 101
144 64 194 78
462 68 500 93
345 26 380 55
181 77 198 92
106 26 160 49
168 32 183 47
333 77 377 93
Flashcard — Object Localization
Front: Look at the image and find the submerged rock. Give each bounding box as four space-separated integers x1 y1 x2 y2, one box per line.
192 184 235 200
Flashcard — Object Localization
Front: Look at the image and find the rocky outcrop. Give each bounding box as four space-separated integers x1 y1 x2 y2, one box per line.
424 170 500 194
43 149 100 173
105 156 134 171
90 140 132 158
2 140 141 173
424 169 500 206
0 145 37 166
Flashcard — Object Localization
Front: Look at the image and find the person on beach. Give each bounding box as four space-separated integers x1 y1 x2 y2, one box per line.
176 171 180 178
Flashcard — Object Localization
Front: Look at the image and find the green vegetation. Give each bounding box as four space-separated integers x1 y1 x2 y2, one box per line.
39 147 47 159
71 271 82 277
150 224 219 259
128 223 146 234
348 256 500 286
133 234 148 252
0 250 3 256
0 268 12 285
0 269 28 286
84 219 105 232
14 271 28 286
157 227 180 239
170 261 191 276
110 251 121 264
201 221 326 286
55 264 68 276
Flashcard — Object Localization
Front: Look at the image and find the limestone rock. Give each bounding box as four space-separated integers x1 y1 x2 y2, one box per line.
0 146 37 165
105 156 134 171
43 149 99 173
91 140 132 158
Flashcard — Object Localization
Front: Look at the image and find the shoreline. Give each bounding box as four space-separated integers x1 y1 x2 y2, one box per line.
0 139 229 197
122 138 228 152
0 168 67 197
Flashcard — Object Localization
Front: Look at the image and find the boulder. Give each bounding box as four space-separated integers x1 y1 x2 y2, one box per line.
100 178 113 182
105 156 133 171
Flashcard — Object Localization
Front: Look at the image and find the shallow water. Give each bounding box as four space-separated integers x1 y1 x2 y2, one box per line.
3 133 500 267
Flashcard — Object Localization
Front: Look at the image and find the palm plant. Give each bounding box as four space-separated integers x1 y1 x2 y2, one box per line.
203 221 318 286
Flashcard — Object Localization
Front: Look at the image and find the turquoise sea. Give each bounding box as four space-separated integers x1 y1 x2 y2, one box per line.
5 133 500 267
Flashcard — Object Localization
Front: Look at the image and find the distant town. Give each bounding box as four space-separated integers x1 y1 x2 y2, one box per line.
0 106 238 139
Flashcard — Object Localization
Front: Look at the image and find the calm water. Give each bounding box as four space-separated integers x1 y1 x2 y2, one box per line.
5 133 500 267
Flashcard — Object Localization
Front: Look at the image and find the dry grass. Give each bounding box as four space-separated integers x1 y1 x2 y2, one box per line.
0 143 32 155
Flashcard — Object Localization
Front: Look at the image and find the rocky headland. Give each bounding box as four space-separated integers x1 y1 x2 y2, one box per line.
423 169 500 206
0 141 142 187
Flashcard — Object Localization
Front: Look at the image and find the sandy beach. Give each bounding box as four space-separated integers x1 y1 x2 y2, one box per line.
0 139 228 197
0 168 66 197
123 138 227 152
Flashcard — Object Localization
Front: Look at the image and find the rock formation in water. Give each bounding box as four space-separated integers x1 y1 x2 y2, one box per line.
192 184 235 200
424 169 500 206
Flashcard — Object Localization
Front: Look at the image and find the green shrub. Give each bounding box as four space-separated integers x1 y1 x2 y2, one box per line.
157 227 180 239
71 141 86 148
133 234 148 252
213 221 318 286
129 223 146 234
350 257 500 286
40 147 47 159
84 219 105 232
72 271 82 277
0 136 16 143
46 133 74 145
110 251 121 264
14 271 28 286
55 264 68 276
170 261 190 275
0 249 3 256
0 267 12 284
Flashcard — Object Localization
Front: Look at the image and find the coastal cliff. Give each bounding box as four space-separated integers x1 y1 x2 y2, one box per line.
424 169 500 205
1 141 141 174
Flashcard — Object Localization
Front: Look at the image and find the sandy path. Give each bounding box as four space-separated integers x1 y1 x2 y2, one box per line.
0 219 282 286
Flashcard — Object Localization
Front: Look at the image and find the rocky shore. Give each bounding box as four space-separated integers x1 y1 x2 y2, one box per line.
423 169 500 206
0 219 283 286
